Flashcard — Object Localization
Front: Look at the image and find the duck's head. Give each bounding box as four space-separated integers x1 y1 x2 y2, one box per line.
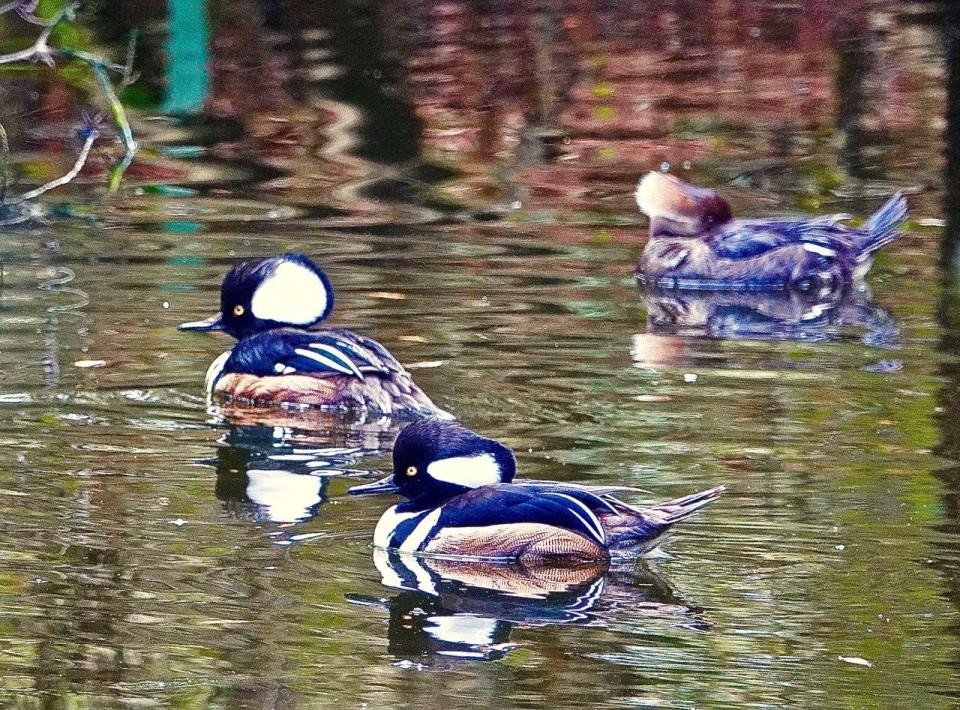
179 253 334 340
635 171 732 237
349 419 517 506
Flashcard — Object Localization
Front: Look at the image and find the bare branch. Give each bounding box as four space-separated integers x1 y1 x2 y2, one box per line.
0 2 77 65
9 130 98 203
0 1 138 198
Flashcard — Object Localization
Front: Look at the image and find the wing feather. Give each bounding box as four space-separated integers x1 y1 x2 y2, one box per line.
437 486 608 549
221 328 394 380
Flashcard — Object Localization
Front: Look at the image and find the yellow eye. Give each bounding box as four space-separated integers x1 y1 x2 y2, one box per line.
233 305 245 316
406 466 418 476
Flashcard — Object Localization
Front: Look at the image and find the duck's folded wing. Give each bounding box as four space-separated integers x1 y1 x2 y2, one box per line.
437 486 608 549
509 482 623 516
321 327 407 374
709 221 856 259
226 329 392 379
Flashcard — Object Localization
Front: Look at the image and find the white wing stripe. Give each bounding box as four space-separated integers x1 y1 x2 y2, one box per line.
293 348 357 377
544 493 606 545
802 243 837 257
309 342 363 378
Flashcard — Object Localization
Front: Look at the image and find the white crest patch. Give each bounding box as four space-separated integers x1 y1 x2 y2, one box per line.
205 351 232 392
426 453 501 488
634 172 662 216
245 469 323 523
250 260 329 325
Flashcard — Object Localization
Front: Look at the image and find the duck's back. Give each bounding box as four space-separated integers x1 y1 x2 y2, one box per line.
209 327 450 418
640 220 856 290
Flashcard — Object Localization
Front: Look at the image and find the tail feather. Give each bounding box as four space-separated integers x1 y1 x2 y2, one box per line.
649 485 726 524
858 192 907 258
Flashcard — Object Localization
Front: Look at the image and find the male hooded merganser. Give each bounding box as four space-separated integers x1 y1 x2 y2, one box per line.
349 418 724 561
634 171 907 292
179 253 452 419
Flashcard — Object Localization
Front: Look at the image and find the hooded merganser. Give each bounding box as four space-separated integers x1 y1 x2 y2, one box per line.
634 172 907 292
349 418 724 562
179 253 452 419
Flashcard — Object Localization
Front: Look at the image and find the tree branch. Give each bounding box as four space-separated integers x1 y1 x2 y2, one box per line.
8 129 98 203
0 2 138 195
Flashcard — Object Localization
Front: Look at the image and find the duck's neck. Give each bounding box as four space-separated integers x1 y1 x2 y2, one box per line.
649 216 702 238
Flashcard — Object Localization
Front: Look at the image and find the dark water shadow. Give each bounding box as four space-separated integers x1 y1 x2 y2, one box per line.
930 5 960 700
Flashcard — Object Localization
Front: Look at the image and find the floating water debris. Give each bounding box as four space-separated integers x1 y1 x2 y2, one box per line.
635 394 672 402
405 360 444 370
73 359 106 368
838 656 873 668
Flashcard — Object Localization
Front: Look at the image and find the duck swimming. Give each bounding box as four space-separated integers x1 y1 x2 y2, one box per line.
179 253 452 419
349 418 724 562
634 171 907 291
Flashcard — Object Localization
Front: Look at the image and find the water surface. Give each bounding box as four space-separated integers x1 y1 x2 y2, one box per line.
1 2 959 708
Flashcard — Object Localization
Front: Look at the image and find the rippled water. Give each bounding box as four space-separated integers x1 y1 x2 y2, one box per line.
2 1 960 708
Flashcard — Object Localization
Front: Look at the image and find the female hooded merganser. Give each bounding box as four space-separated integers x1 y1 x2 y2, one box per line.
179 253 452 419
349 418 724 562
634 171 907 292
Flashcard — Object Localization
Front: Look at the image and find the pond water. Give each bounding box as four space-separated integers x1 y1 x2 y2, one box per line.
2 2 960 708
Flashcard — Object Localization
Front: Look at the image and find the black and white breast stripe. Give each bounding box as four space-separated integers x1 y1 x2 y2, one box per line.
373 505 442 553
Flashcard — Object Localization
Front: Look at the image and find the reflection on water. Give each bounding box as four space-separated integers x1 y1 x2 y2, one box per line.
211 424 386 525
352 549 704 664
0 1 958 708
641 284 900 347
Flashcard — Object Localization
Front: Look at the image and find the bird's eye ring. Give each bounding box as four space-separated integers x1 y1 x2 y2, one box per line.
406 466 417 476
233 305 245 316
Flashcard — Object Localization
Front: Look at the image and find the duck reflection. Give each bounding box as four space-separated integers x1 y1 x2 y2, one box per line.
211 423 391 524
641 284 899 347
208 399 418 438
351 548 705 663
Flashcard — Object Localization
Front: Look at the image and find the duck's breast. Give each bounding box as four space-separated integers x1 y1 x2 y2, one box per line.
374 505 428 549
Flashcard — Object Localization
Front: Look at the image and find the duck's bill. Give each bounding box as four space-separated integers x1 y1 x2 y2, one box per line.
178 313 224 332
348 475 399 496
